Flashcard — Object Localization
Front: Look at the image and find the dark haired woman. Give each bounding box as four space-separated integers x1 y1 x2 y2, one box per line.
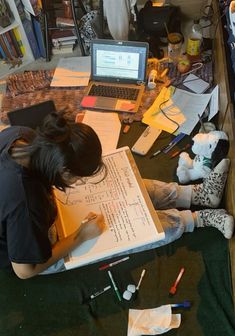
0 113 233 279
0 113 106 279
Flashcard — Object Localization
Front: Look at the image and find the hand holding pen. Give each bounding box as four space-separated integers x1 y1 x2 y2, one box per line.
77 212 106 241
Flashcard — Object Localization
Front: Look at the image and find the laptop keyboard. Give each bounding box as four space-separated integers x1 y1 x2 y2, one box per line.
88 84 139 100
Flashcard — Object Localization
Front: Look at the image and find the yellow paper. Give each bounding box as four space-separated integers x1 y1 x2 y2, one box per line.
142 86 180 133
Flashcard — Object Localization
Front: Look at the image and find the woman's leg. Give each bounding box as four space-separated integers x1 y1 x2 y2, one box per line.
152 207 234 251
143 179 192 210
194 209 234 239
191 158 230 208
144 158 230 210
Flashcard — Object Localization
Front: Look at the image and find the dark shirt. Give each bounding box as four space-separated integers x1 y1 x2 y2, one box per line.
0 126 56 268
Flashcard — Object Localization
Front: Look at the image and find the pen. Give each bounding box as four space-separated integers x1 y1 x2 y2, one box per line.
99 256 130 271
81 214 97 225
162 133 186 153
170 143 191 159
150 149 162 159
171 301 191 309
84 285 111 303
150 133 186 159
74 214 98 240
169 267 185 296
136 269 146 291
108 270 122 302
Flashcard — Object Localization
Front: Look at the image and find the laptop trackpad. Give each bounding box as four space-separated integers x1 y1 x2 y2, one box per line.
96 97 136 112
95 97 116 109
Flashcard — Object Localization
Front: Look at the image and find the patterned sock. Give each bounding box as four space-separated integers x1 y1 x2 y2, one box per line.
191 159 230 208
195 209 234 239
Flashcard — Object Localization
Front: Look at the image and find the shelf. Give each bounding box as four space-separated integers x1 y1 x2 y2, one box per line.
0 20 19 35
0 0 35 79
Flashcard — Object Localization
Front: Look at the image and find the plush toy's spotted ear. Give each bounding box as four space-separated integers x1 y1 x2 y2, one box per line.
211 139 229 168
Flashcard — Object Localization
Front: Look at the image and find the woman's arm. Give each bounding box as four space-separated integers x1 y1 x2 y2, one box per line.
11 213 106 279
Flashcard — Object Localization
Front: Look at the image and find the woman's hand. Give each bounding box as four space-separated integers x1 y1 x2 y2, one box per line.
11 212 106 279
77 212 106 242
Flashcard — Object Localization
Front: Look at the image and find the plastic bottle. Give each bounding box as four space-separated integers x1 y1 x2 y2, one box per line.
147 69 158 89
186 20 202 61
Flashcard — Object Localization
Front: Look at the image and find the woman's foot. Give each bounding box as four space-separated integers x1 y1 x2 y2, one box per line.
191 159 230 208
195 209 234 239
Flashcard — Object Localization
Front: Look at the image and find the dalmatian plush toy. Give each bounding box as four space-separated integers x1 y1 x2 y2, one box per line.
176 130 229 184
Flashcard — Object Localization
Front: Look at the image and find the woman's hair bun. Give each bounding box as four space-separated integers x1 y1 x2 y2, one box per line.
39 112 70 143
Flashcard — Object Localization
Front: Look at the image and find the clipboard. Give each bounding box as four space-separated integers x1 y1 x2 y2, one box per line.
54 146 164 269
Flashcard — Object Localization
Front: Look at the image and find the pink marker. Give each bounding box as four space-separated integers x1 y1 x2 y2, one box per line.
99 256 129 271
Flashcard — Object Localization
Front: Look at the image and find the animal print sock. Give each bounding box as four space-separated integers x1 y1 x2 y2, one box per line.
195 209 234 239
191 159 230 208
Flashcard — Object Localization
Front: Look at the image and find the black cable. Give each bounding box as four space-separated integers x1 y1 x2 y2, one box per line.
156 73 213 134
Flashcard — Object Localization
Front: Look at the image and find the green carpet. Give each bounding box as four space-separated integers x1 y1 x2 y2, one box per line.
0 228 234 336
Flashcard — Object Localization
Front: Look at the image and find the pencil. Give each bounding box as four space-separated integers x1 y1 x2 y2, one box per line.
170 143 191 159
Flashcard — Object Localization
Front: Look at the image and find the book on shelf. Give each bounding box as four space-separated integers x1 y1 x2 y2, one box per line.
31 14 46 58
4 31 22 58
21 0 42 16
21 12 40 59
52 40 76 49
2 33 17 58
54 146 164 270
52 44 74 55
0 34 12 60
53 39 76 47
15 0 27 21
56 17 77 28
8 30 23 58
0 43 6 59
51 29 76 40
13 27 26 56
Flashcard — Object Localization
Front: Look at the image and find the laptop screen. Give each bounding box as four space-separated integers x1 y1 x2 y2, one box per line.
91 39 149 84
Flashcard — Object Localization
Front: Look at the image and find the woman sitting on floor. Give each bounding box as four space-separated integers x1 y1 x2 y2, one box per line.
0 112 233 279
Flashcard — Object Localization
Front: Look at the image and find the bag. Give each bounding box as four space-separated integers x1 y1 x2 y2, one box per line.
78 10 102 55
138 1 181 39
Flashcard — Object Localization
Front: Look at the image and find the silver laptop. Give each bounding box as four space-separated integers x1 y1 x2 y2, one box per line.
80 39 149 113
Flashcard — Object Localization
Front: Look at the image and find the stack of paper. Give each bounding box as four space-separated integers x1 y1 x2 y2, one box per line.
79 110 121 154
50 56 91 87
142 86 212 135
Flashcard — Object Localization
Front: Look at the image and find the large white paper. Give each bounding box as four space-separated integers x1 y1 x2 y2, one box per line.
54 147 164 269
173 89 212 134
82 110 121 154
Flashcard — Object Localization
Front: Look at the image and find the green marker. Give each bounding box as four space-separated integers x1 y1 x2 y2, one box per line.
108 270 122 302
